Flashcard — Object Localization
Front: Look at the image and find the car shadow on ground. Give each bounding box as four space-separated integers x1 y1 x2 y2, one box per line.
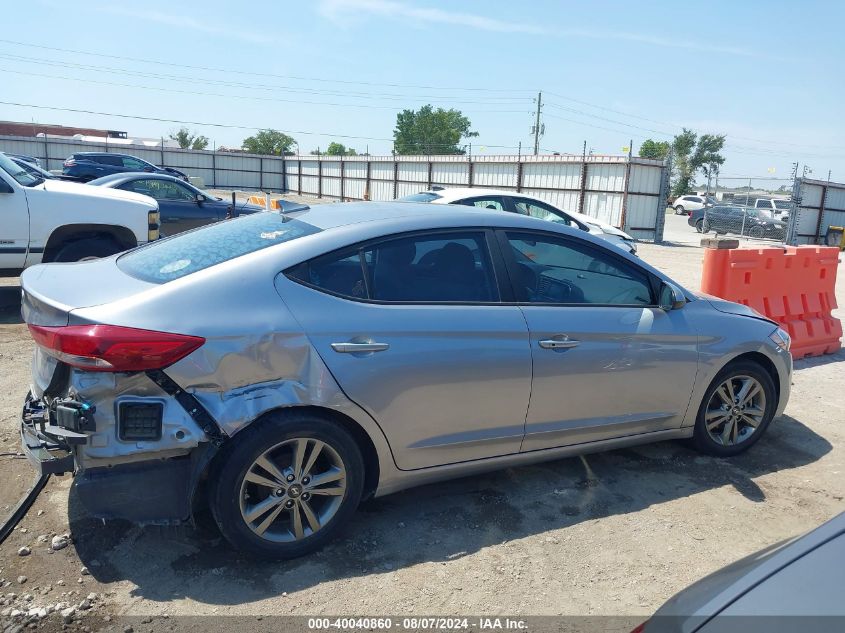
68 413 830 606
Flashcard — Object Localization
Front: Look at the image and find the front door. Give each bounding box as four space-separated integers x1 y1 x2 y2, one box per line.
119 178 210 235
498 230 699 452
0 169 30 271
278 229 532 470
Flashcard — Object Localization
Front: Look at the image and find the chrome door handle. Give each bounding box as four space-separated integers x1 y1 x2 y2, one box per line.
538 336 580 350
331 342 390 353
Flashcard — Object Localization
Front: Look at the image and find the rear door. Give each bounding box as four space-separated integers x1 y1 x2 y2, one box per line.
497 229 699 451
278 228 532 470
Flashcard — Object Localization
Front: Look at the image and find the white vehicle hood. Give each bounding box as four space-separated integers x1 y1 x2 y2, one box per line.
568 210 632 239
38 178 156 207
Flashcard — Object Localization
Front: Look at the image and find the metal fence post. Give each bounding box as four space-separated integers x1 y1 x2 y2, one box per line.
620 152 632 231
318 157 323 198
211 148 217 188
578 158 588 214
427 160 433 190
259 157 264 192
365 159 371 200
815 183 828 244
467 157 474 188
516 157 524 193
392 160 399 199
42 136 49 170
298 159 302 195
340 157 345 201
160 138 165 167
280 154 286 193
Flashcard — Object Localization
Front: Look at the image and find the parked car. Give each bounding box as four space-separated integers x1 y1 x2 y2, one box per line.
673 195 716 215
0 152 159 273
20 202 791 559
399 187 638 254
62 152 189 183
88 173 264 235
7 153 40 168
689 205 786 240
11 156 77 181
754 198 792 222
639 511 845 632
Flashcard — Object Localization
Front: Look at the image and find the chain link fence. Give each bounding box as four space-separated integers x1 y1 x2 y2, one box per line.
689 177 793 244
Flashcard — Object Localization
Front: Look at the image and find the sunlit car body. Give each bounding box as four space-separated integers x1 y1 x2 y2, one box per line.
399 187 638 254
641 511 845 632
20 203 790 559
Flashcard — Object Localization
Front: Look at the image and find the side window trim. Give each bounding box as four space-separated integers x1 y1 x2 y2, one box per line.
285 227 507 305
493 228 658 307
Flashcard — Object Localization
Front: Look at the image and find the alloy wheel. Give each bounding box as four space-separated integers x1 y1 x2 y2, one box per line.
238 438 347 542
704 375 767 446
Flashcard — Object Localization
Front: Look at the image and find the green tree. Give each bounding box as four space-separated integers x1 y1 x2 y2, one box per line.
324 142 358 156
241 129 297 156
638 139 670 160
393 105 478 155
169 127 209 150
669 129 726 196
670 128 698 196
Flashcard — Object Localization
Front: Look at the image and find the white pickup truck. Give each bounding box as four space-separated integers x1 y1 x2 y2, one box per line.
0 153 159 274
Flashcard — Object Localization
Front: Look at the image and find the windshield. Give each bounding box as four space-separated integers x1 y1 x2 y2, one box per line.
0 153 42 187
398 192 443 202
117 212 321 283
774 200 791 209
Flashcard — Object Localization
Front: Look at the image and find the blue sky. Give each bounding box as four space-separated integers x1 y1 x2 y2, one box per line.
3 0 842 183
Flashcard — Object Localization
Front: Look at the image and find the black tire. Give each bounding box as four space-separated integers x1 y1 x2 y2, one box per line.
209 411 364 560
692 360 777 457
53 237 123 262
674 205 685 215
748 225 765 239
694 219 704 233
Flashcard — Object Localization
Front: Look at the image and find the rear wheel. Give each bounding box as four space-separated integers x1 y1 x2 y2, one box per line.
692 361 777 457
694 219 705 233
209 411 364 559
674 205 685 215
53 237 123 262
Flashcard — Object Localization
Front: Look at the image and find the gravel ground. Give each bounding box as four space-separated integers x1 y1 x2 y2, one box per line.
0 209 842 631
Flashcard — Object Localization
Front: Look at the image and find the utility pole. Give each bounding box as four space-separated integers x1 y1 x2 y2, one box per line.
533 91 543 155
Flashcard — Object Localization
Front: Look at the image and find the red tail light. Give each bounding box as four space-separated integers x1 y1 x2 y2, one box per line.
28 324 205 372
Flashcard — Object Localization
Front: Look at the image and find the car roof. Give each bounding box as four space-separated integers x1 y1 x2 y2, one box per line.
90 172 189 186
421 187 528 202
74 152 141 158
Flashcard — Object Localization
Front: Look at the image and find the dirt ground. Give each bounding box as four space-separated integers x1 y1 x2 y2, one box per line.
0 210 843 630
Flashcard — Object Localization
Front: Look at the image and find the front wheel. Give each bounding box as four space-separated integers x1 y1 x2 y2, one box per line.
209 412 364 559
748 225 765 239
692 361 777 457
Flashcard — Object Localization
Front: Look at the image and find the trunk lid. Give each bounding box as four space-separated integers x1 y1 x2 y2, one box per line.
22 259 158 397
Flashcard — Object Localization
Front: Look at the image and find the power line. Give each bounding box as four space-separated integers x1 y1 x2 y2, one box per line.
0 53 531 104
0 68 530 114
0 38 535 94
0 100 523 149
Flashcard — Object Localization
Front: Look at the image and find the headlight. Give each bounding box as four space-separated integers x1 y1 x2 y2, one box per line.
769 327 791 352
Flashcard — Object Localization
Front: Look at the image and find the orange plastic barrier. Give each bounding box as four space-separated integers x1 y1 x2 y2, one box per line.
701 245 842 360
246 195 281 210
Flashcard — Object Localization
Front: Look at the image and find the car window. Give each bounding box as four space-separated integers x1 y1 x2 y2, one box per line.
118 213 320 284
512 198 573 226
452 197 506 211
774 200 791 209
121 156 150 170
120 178 195 201
288 231 499 303
91 155 123 166
686 197 702 203
505 232 652 306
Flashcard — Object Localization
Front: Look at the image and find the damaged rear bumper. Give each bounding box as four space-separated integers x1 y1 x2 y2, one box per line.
20 396 78 476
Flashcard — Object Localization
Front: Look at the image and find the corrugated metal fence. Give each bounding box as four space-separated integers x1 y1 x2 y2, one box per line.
0 135 668 241
788 176 845 245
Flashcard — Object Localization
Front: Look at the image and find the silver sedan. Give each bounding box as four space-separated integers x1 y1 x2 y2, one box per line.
19 202 792 558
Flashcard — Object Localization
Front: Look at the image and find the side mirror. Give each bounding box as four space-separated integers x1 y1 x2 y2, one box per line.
659 282 686 311
195 193 205 204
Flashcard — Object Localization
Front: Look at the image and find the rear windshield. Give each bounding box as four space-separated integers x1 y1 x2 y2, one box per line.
117 212 320 283
398 192 442 202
